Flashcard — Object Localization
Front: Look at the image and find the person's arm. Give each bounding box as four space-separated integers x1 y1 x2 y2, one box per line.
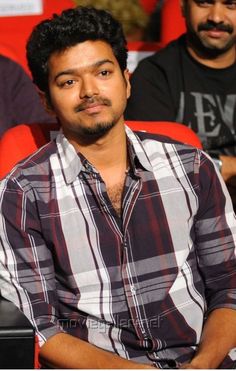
182 308 236 369
190 152 236 369
220 155 236 183
125 57 176 121
0 177 66 352
40 332 155 369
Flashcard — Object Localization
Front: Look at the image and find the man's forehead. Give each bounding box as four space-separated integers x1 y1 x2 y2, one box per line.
48 41 117 71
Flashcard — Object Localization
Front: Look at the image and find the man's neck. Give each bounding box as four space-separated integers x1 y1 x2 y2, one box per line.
68 121 128 184
187 44 236 69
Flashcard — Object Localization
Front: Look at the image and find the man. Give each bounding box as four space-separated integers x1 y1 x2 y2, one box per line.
0 6 236 369
126 0 236 203
0 54 53 137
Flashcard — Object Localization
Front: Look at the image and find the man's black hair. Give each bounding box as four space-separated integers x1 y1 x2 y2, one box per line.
26 6 128 93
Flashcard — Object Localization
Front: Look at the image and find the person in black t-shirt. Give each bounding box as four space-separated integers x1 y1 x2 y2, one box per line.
126 0 236 205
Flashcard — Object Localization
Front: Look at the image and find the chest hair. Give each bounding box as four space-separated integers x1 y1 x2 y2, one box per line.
106 181 124 217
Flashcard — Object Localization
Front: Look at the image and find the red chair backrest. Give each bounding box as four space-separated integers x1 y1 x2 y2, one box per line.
0 123 59 179
127 121 202 149
0 0 75 74
0 121 202 179
160 0 186 46
140 0 158 14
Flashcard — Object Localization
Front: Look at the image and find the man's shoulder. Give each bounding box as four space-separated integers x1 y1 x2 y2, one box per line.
131 130 202 176
141 35 185 68
134 130 198 152
4 140 57 184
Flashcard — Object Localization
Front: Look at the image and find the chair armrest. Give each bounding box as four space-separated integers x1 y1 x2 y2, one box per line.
0 296 35 369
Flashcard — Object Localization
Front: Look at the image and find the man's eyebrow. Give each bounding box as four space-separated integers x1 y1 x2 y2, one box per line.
54 59 115 80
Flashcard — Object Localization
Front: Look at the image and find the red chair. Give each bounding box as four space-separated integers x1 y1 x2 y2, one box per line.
0 0 75 74
160 0 186 46
140 0 159 14
128 121 202 148
0 121 202 179
0 123 59 179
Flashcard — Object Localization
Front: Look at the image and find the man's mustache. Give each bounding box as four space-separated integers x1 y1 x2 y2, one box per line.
198 22 233 34
75 97 112 112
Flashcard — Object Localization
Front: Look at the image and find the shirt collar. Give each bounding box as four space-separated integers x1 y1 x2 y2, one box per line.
55 125 153 184
125 126 153 173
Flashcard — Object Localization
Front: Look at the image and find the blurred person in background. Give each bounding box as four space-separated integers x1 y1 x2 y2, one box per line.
0 54 53 137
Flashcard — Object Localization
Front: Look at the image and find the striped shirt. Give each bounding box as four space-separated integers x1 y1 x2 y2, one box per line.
0 126 236 368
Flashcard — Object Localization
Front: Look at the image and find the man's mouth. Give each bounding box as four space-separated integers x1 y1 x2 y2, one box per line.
204 29 228 38
81 103 105 114
75 98 111 113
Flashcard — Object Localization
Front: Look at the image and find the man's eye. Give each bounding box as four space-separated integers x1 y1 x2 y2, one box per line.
99 70 110 77
59 79 75 88
225 1 236 9
195 0 212 6
65 80 75 86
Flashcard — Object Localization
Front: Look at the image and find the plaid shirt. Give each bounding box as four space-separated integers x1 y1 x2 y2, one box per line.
0 126 236 368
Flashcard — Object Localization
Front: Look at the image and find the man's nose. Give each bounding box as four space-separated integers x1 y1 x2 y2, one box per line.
79 77 99 99
207 3 225 24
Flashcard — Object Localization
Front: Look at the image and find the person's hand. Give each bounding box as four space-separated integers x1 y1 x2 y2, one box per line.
219 155 236 208
181 363 201 369
220 155 236 184
180 356 210 369
133 364 157 369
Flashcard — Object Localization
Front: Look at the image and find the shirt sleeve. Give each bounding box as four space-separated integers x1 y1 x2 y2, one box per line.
0 176 65 346
195 151 236 313
125 57 177 121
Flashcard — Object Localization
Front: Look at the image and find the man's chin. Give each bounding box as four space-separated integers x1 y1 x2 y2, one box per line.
79 121 116 139
189 32 235 58
201 40 234 57
192 40 234 59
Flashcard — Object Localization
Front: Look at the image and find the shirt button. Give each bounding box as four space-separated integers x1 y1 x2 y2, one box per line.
130 285 136 294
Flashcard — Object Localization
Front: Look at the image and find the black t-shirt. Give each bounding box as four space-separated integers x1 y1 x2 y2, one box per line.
126 35 236 155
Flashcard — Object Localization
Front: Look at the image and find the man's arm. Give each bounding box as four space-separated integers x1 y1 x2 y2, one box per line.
40 332 154 369
183 308 236 369
190 152 236 368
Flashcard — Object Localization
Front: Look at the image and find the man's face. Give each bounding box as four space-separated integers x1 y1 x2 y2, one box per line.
47 40 130 141
182 0 236 55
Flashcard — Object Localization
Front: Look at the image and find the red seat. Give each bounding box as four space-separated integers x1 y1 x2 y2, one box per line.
128 121 202 149
0 121 202 179
160 0 186 46
0 0 75 73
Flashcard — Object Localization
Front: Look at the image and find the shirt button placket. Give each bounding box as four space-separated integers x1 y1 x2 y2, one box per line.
130 285 136 295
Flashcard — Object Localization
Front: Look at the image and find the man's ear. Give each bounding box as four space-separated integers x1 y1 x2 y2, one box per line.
124 69 131 99
39 90 56 117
